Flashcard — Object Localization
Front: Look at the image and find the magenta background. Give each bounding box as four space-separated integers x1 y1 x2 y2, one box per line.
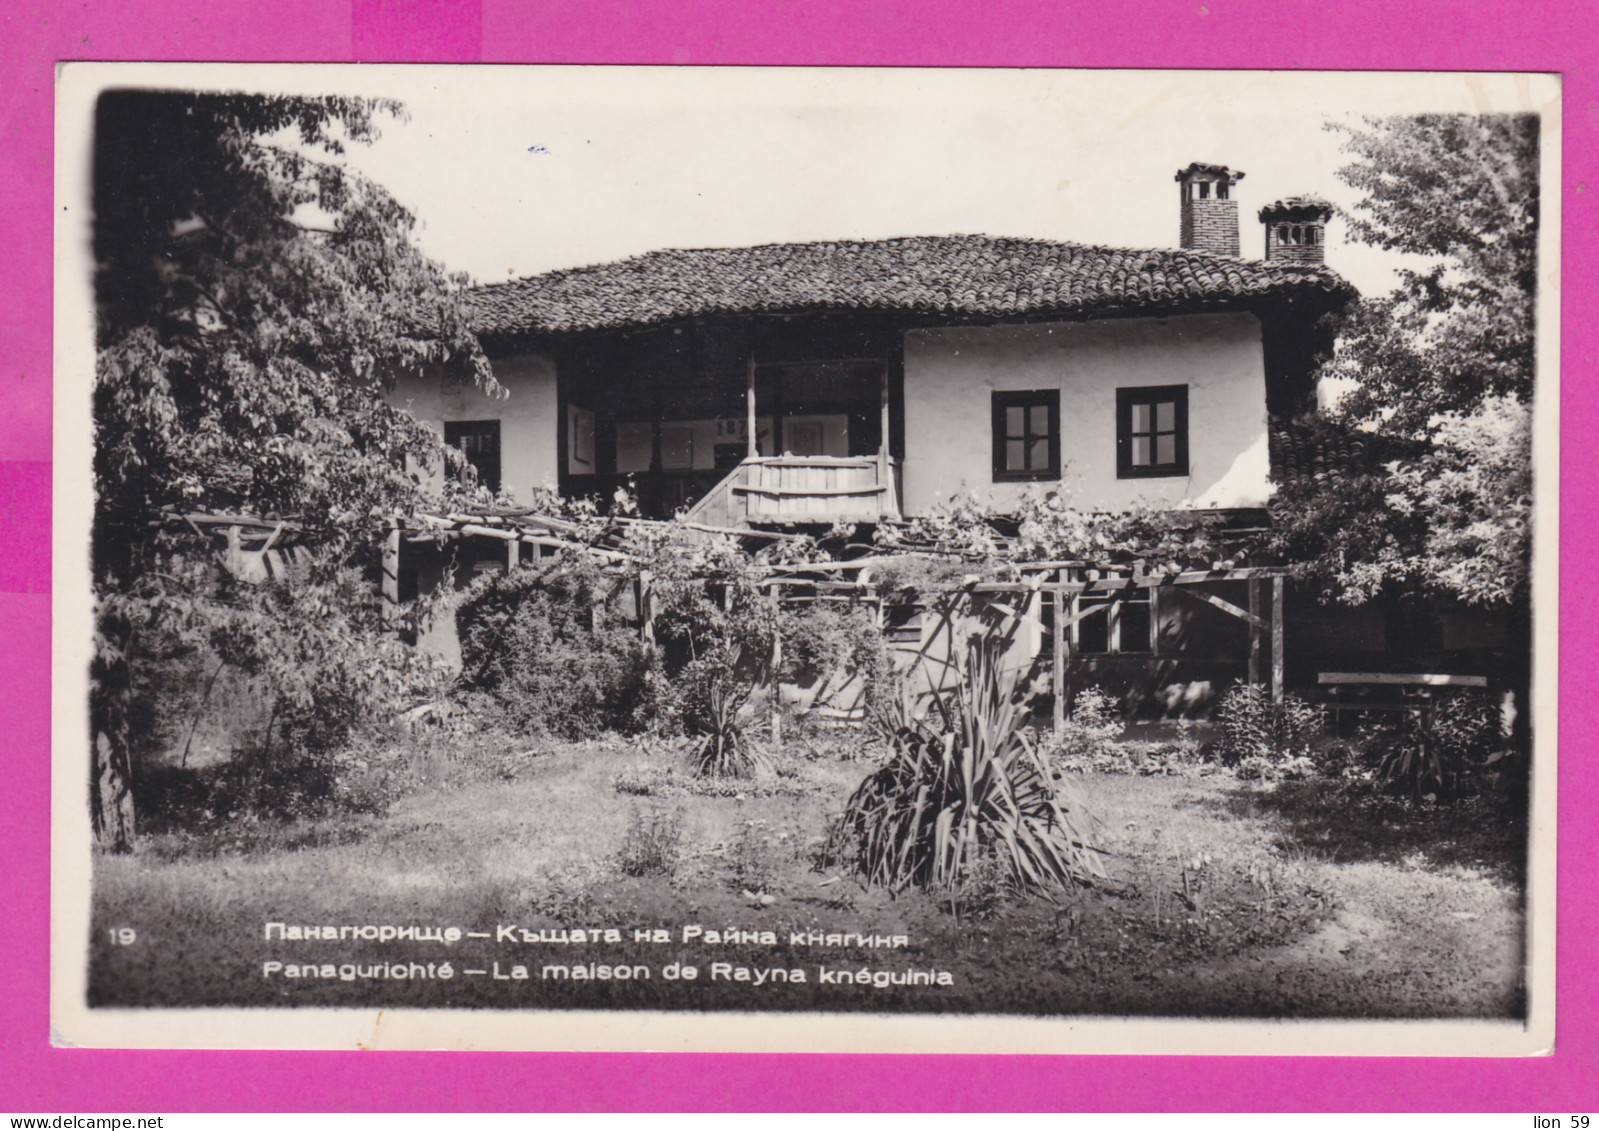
2 0 1593 1112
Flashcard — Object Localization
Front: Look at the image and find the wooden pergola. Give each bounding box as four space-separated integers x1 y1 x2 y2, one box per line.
754 558 1292 728
1026 566 1289 725
369 510 1293 730
156 506 1294 743
155 508 311 583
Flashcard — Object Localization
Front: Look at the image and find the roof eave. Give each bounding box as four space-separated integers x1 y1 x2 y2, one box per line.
473 282 1354 353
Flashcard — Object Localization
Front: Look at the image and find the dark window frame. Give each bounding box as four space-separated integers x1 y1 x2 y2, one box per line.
991 389 1061 482
443 419 503 493
1074 588 1156 656
1116 385 1189 479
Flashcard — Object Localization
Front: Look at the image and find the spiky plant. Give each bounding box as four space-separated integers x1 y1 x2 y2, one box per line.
683 647 761 778
829 632 1107 894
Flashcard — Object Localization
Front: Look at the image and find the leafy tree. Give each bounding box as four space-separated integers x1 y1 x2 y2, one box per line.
91 89 491 848
1382 395 1532 607
1320 113 1537 429
1268 113 1538 609
94 90 495 546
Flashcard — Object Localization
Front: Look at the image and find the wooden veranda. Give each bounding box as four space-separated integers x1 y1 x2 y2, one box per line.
682 454 901 527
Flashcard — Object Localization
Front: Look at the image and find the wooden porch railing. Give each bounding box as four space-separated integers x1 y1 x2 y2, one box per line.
683 455 901 528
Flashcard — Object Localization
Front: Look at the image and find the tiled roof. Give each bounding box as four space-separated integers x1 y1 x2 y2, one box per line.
464 234 1353 338
1174 162 1243 182
1270 417 1375 484
1259 196 1334 219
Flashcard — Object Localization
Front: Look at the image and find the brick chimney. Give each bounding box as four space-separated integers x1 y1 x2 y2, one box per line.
1175 163 1244 256
1259 197 1333 264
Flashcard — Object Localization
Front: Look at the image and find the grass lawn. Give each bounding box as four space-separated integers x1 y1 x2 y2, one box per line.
89 737 1527 1018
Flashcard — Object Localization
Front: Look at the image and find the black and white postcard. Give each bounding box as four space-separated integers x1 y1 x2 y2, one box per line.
53 64 1559 1053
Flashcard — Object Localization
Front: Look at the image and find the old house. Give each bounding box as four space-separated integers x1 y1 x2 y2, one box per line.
394 164 1350 528
390 166 1515 713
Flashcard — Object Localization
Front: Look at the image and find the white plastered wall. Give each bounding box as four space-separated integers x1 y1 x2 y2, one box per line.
901 311 1271 515
387 352 560 503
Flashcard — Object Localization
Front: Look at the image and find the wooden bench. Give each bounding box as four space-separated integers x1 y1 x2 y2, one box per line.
1318 672 1489 735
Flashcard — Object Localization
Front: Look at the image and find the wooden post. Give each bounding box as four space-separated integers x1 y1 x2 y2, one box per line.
1051 585 1067 733
1271 576 1285 704
1247 578 1261 689
769 588 784 746
878 360 893 515
506 537 519 573
746 355 758 460
381 521 401 622
224 524 244 580
638 570 655 649
771 624 783 746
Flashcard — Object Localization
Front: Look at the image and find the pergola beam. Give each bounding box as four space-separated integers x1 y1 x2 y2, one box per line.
1174 587 1268 630
1248 578 1261 690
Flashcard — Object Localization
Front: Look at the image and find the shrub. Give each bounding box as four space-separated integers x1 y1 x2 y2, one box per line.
1046 686 1123 771
652 568 777 778
455 559 657 739
1362 690 1516 802
828 632 1107 894
677 648 764 777
1232 752 1317 783
617 805 684 877
129 557 456 826
1310 739 1362 781
779 602 900 720
1213 684 1323 774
